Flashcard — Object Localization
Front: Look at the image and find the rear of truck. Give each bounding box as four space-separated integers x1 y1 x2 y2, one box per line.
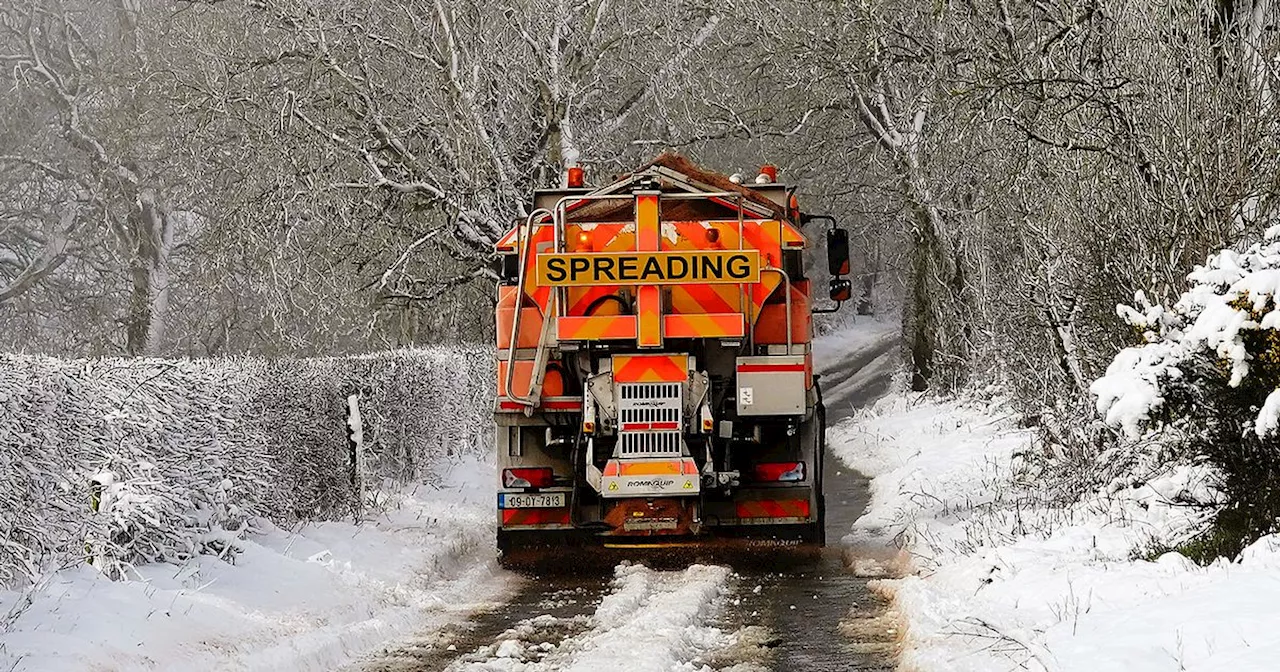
493 154 851 559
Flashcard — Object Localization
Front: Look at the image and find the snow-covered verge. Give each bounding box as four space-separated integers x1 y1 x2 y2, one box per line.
0 348 490 585
829 394 1280 672
447 563 766 672
0 455 509 672
0 348 503 670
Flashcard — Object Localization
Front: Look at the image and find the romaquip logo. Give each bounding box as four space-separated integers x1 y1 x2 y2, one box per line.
626 478 677 490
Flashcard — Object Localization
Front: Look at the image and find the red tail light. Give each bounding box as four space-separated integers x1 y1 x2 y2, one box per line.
503 467 554 488
751 462 805 482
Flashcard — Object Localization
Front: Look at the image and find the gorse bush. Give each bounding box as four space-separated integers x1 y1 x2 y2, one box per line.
0 349 492 584
1093 227 1280 560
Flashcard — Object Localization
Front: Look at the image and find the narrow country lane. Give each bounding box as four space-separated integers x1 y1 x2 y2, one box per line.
352 320 899 672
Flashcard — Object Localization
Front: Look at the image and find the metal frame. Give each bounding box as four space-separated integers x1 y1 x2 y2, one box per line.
502 169 794 408
503 208 553 408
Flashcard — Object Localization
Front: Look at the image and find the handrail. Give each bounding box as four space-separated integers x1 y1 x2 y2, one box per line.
503 208 552 407
523 290 558 415
552 193 635 322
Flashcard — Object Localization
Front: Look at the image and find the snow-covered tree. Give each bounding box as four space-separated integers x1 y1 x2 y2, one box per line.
1094 225 1280 557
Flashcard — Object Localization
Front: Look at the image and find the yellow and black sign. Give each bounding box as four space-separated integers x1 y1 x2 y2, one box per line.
535 250 761 287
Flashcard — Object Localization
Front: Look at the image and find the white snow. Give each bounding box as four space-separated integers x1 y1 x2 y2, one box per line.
450 563 760 672
831 393 1280 672
811 316 896 366
1258 389 1280 437
0 455 512 672
1092 227 1280 438
812 317 899 418
1090 343 1176 439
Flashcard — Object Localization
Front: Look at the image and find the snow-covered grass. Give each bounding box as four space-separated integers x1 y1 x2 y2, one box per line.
831 393 1280 672
0 455 510 672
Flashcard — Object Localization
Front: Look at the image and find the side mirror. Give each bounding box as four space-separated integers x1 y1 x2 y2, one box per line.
496 253 520 285
829 278 852 303
812 219 853 314
827 228 850 276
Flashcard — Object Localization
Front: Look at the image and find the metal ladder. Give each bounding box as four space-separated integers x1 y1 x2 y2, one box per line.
502 208 555 414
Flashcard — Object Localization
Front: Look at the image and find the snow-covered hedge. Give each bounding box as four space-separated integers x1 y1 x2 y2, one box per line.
1092 226 1280 558
1093 226 1280 437
0 348 491 585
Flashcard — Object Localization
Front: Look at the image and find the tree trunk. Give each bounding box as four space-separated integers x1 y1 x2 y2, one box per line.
898 152 969 392
124 189 172 356
906 237 935 391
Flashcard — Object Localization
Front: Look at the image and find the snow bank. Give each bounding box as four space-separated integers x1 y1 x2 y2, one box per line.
451 563 761 672
0 348 491 585
831 394 1270 672
0 455 509 672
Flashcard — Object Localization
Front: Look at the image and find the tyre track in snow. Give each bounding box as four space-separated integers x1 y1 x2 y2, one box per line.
736 323 899 671
742 448 896 670
356 565 769 671
352 573 607 671
446 564 762 671
352 322 898 671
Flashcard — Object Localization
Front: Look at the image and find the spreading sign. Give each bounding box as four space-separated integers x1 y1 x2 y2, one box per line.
535 250 761 287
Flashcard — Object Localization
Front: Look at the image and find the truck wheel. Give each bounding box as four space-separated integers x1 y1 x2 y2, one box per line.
811 391 827 546
496 529 514 567
798 493 826 545
816 493 828 545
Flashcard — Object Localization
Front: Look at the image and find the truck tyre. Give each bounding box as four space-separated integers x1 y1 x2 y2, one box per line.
810 396 828 546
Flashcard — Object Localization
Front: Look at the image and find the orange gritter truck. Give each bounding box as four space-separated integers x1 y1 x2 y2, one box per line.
493 153 851 562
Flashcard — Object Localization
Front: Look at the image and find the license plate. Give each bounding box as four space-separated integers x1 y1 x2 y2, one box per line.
499 492 567 509
623 518 678 531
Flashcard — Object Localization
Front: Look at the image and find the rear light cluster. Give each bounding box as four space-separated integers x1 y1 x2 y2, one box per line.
751 462 806 482
503 467 554 489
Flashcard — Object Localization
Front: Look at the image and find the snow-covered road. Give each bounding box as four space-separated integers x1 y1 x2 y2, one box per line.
442 564 759 672
367 463 896 672
354 318 901 672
